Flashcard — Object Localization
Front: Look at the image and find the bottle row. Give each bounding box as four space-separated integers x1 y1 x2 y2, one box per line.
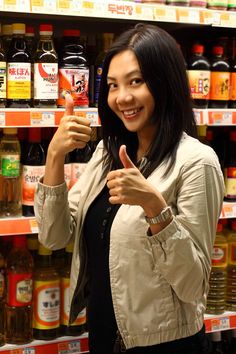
0 127 101 218
1 22 236 110
206 219 236 315
138 0 236 11
208 330 236 354
0 234 87 347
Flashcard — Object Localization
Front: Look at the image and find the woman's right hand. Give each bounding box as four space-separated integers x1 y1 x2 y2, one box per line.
48 93 92 158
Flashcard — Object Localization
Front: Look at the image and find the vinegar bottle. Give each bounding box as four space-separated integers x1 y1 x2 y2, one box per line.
60 242 86 336
22 128 45 216
33 243 60 340
5 235 33 344
206 222 228 315
226 220 236 311
33 24 58 108
0 128 22 217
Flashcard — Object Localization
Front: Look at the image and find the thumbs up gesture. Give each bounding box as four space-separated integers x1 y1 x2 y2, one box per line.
107 145 153 206
48 94 91 157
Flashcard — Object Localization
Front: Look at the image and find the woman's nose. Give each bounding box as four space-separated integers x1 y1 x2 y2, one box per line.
116 88 133 105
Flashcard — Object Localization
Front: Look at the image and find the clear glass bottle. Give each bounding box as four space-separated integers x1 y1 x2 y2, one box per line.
0 128 22 217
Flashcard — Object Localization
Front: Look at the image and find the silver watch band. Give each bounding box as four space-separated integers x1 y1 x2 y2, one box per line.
145 206 172 225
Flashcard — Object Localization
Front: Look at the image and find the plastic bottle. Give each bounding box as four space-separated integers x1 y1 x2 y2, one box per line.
224 130 236 202
94 32 114 107
188 44 210 108
0 242 6 346
58 29 89 108
0 128 22 217
0 23 7 108
60 242 86 336
7 23 31 108
22 128 45 217
226 219 236 310
5 235 33 344
2 24 12 53
206 222 228 315
209 46 230 109
33 24 58 108
33 243 60 340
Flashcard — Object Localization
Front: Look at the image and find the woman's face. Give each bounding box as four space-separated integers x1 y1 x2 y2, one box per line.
107 50 156 139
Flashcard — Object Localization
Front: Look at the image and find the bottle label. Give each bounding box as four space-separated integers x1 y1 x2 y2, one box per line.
188 70 210 99
22 165 45 205
58 68 89 107
229 242 236 265
0 61 7 99
7 62 31 99
230 72 236 101
1 154 20 177
207 0 227 6
33 279 60 329
210 71 230 101
0 270 5 299
95 64 103 104
34 63 58 99
212 244 228 267
6 272 33 306
61 277 86 326
70 162 87 188
225 167 236 199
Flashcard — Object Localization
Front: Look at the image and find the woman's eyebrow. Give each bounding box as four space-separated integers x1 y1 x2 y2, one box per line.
107 70 142 81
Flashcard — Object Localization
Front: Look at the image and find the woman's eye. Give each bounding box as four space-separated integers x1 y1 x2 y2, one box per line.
108 82 117 90
131 78 143 85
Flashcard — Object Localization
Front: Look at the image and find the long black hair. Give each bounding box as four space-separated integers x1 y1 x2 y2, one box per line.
98 23 197 177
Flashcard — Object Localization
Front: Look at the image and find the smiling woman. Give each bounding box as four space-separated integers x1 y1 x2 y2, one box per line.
34 23 225 354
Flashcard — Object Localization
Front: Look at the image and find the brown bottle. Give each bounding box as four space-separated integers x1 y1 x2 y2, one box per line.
60 242 86 336
7 23 31 108
224 130 236 202
5 235 33 344
33 24 58 108
0 24 7 108
33 243 60 340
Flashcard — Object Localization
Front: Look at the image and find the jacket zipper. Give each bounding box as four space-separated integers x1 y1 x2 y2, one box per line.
113 330 126 353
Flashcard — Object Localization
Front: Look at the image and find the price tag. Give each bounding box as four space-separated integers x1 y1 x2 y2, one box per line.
202 9 213 25
211 317 230 331
135 4 153 20
188 9 200 23
57 0 70 9
29 219 39 234
154 7 176 22
212 11 221 25
70 0 82 12
30 111 55 125
0 0 4 9
4 0 16 5
194 111 204 125
23 348 35 354
41 111 55 125
208 111 232 125
58 340 81 354
0 112 6 126
222 203 236 218
86 111 99 126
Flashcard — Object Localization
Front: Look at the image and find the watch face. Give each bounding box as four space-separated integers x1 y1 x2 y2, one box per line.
145 207 172 224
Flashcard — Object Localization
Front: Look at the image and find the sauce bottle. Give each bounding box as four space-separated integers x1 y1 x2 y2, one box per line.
206 222 228 315
33 24 58 108
2 24 12 53
58 29 89 108
229 48 236 108
188 44 210 108
22 128 45 216
224 130 236 202
60 242 86 336
209 46 230 109
5 235 33 344
33 243 60 340
0 23 7 108
7 23 31 108
0 128 22 217
226 220 236 311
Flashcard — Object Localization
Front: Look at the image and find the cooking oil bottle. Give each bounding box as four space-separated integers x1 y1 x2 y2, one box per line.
226 219 236 311
5 235 34 344
60 242 86 336
33 243 60 340
206 221 228 314
0 128 22 217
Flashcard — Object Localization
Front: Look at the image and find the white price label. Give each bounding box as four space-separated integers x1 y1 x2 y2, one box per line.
212 11 221 25
41 111 55 125
211 317 230 331
222 111 233 124
58 340 81 354
0 112 6 126
188 9 200 23
86 111 99 126
23 348 35 354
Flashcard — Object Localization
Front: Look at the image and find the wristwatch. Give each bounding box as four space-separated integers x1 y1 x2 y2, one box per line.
145 206 173 225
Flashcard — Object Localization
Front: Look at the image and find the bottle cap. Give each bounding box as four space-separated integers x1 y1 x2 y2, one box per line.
65 242 74 253
63 29 80 37
192 44 204 54
12 23 25 35
38 244 52 256
3 128 18 135
39 24 53 35
2 24 12 36
13 235 27 248
28 128 41 143
25 25 34 37
213 46 224 55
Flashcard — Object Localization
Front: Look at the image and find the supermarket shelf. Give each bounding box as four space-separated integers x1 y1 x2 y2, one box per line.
204 312 236 333
0 108 100 127
0 333 89 354
0 0 236 27
0 201 235 236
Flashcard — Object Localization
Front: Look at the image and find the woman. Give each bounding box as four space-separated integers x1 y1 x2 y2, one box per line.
34 23 224 353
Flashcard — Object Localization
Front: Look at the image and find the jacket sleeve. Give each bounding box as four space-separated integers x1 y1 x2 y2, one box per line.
148 158 225 303
34 142 104 250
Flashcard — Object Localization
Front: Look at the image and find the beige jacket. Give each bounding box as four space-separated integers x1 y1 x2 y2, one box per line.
34 132 224 349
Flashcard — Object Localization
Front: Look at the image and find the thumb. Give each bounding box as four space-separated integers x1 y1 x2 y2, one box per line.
119 145 135 169
64 93 74 116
